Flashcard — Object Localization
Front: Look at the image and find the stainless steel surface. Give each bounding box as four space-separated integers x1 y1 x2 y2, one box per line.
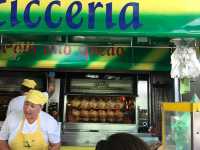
63 122 137 132
70 79 133 94
62 131 106 146
70 36 132 43
62 122 137 146
62 122 140 146
61 129 159 146
192 112 200 150
63 95 67 122
174 78 180 102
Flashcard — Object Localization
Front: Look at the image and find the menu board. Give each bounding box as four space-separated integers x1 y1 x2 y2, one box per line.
70 79 135 95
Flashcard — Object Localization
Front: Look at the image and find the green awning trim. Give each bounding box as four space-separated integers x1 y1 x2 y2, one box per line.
0 44 171 71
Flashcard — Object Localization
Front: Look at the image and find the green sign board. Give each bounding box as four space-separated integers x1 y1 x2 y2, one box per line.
0 0 199 37
0 43 171 71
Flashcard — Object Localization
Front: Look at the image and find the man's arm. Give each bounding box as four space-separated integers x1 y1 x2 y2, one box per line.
0 140 10 150
49 143 60 150
0 114 11 150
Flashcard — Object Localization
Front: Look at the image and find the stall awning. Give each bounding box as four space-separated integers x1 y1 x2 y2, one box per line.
0 0 200 37
0 44 171 71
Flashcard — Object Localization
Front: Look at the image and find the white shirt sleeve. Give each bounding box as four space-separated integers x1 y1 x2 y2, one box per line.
0 112 22 141
6 99 13 116
6 96 25 116
0 115 10 140
47 119 60 144
40 112 60 144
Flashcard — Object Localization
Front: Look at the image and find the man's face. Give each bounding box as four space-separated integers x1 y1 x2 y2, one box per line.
23 101 41 121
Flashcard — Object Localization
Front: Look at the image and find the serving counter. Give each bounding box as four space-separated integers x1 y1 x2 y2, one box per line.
61 146 94 150
61 123 159 146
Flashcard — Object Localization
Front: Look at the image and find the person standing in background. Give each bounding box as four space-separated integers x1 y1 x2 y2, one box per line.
6 79 37 116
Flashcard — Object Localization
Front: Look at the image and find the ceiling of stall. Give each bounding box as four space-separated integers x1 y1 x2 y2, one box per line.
0 35 172 48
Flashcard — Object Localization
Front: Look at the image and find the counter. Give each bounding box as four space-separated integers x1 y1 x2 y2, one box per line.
61 146 94 150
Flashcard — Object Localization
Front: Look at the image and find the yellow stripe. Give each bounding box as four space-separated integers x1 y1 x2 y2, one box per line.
34 60 57 68
87 61 107 69
87 55 114 69
1 0 200 14
131 63 155 70
139 0 200 14
0 61 7 67
144 48 169 62
131 49 169 70
82 0 200 14
162 102 200 112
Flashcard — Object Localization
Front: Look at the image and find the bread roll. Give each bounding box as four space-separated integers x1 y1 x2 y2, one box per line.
114 101 124 110
106 99 115 110
115 110 123 118
107 110 114 118
80 110 89 121
88 98 97 109
89 110 98 118
98 110 106 118
97 99 106 109
80 99 89 109
71 98 81 108
107 110 114 122
80 110 89 118
72 109 80 117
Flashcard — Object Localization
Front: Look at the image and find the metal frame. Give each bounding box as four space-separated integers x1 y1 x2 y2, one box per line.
162 102 200 150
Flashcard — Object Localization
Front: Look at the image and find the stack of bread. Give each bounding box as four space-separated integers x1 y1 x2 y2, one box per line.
71 97 80 108
114 110 124 122
72 109 80 121
106 99 115 110
88 109 98 121
97 99 106 109
70 96 125 123
80 109 89 121
88 98 97 109
98 110 106 122
80 98 89 109
107 110 114 122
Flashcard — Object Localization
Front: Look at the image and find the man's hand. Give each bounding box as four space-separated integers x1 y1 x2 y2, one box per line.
49 142 60 150
0 140 10 150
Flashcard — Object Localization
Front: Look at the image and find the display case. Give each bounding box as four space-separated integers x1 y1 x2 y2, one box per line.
62 73 138 146
64 73 137 124
67 95 135 124
162 102 200 150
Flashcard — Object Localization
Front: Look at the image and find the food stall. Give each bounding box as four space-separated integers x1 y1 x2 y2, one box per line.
0 0 200 149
